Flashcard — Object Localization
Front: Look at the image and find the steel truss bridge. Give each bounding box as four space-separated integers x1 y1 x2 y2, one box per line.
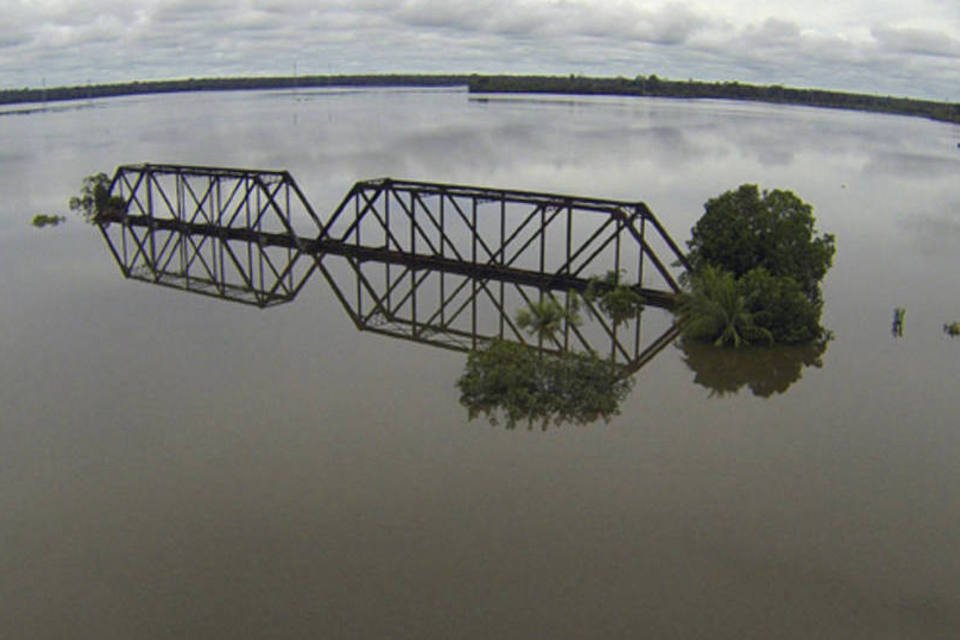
99 163 689 372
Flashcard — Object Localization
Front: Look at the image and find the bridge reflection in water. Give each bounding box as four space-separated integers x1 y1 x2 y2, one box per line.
97 163 690 424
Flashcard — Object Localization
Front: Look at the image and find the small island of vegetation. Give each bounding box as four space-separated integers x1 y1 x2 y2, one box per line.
31 213 66 228
676 185 835 348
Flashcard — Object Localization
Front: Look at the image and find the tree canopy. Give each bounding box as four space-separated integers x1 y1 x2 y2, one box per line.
686 185 834 303
69 172 126 223
679 185 834 346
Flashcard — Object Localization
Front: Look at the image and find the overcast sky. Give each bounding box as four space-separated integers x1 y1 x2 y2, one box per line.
3 0 959 100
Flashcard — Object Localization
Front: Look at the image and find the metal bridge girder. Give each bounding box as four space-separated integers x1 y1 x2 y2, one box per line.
99 164 688 366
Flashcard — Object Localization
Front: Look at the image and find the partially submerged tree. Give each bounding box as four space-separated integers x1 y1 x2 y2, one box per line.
739 266 823 344
69 172 126 223
679 185 833 346
686 185 834 303
676 265 772 348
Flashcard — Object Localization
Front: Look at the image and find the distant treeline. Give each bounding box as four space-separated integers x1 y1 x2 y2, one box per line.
3 73 959 125
0 74 468 106
468 75 960 125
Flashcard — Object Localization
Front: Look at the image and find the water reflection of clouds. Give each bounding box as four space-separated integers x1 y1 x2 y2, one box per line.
863 152 960 180
900 211 960 256
32 88 959 252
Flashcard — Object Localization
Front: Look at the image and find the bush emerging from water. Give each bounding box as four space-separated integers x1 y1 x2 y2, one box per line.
31 214 66 228
686 185 835 303
739 267 824 344
676 265 772 348
679 185 833 346
69 172 126 223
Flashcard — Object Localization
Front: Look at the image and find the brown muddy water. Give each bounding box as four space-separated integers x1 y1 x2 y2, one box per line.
2 88 960 638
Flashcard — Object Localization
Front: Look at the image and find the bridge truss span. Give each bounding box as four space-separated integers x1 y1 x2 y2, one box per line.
98 163 689 346
100 163 323 307
323 178 689 307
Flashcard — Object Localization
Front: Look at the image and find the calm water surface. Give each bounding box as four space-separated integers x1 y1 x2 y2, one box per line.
2 88 960 638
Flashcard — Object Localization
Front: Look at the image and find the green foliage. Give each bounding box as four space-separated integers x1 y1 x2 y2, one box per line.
739 267 823 344
456 340 633 429
31 214 65 228
584 270 644 326
69 172 125 223
515 295 580 342
679 185 833 347
676 265 772 348
686 184 835 303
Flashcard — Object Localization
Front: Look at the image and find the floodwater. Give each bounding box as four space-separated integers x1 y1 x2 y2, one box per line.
2 87 960 638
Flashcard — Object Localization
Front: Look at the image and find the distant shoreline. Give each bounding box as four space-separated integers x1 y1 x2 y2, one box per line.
2 73 958 125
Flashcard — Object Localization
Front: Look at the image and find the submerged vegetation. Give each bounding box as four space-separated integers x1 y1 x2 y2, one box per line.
678 185 834 347
893 307 906 337
457 339 632 429
31 214 65 228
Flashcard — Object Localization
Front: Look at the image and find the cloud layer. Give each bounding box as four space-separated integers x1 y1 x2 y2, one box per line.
2 0 959 100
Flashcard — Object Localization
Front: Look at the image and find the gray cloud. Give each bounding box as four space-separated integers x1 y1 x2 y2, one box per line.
871 25 960 58
0 0 958 101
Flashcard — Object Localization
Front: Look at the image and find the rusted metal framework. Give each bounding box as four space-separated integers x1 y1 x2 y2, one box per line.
100 164 321 307
322 178 689 307
98 164 686 366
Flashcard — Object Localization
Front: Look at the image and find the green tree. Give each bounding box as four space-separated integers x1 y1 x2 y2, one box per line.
739 267 823 343
686 185 834 303
69 172 125 222
676 265 772 348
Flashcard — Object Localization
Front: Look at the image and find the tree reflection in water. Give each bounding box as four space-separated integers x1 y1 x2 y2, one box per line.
677 336 830 398
457 340 633 430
